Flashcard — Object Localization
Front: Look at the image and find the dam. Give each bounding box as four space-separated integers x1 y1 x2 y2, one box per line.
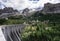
0 24 26 41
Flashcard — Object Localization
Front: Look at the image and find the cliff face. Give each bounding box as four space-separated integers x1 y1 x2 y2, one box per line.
42 3 60 14
0 7 18 14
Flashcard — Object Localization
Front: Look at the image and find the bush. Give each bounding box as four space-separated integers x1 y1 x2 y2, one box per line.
21 22 60 41
0 19 7 25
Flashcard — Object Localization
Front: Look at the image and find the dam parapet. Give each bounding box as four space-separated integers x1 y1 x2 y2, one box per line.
0 24 26 41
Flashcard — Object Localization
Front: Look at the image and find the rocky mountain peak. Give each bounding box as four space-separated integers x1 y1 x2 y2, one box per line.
41 3 60 14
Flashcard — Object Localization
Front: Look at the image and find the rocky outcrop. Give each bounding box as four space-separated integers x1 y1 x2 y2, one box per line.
22 8 30 16
41 3 60 14
0 7 19 18
0 7 18 14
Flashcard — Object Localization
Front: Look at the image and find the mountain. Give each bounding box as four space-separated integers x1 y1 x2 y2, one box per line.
0 7 18 13
41 3 60 14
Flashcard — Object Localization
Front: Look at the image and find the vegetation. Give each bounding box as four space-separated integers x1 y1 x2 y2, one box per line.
21 22 60 41
21 13 60 41
0 11 60 41
0 12 60 25
0 15 26 25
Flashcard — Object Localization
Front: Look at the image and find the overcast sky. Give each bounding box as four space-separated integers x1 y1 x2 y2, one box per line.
0 0 60 10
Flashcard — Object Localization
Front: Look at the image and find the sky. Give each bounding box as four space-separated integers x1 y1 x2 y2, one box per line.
0 0 60 10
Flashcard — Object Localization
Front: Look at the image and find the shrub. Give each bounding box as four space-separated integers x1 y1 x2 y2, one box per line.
21 22 60 41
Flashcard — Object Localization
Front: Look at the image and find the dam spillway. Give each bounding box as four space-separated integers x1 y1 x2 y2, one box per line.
0 24 26 41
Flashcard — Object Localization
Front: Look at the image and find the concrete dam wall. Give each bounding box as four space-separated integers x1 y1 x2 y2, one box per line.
0 24 26 41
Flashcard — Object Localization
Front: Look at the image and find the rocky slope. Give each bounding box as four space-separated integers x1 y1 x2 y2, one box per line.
41 3 60 14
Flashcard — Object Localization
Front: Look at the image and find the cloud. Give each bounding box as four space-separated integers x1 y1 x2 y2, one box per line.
2 0 8 2
48 0 60 3
0 0 60 10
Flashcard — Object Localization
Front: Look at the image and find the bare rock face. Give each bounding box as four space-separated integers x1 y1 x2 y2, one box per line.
0 7 18 14
22 8 30 16
42 3 60 14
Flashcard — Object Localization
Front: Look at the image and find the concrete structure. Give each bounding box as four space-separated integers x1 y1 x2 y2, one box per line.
0 24 26 41
0 27 6 41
